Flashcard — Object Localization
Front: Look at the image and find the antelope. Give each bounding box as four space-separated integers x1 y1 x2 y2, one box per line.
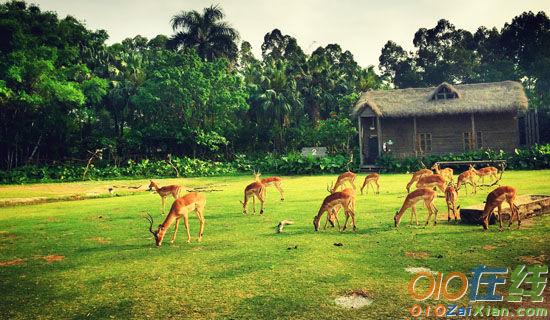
331 171 357 192
481 186 520 230
313 190 356 232
444 184 459 222
431 163 454 182
406 169 433 193
148 180 184 214
360 173 380 195
416 174 447 193
145 192 205 246
253 170 284 201
469 164 499 184
456 170 477 195
394 188 439 227
240 181 266 215
324 183 356 230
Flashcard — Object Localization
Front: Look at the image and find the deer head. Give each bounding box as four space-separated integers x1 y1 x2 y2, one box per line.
253 170 261 182
147 180 156 191
145 213 166 246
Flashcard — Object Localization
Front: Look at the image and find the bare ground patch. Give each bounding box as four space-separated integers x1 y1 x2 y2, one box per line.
87 237 110 244
482 245 497 251
518 255 547 265
334 289 373 309
0 258 25 267
42 255 65 263
405 251 430 259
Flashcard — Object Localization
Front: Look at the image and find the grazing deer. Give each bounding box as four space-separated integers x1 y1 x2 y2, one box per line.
481 186 520 230
469 164 499 184
313 190 356 232
240 181 266 215
456 170 477 195
360 173 380 195
431 163 454 182
416 174 447 193
324 183 356 230
394 188 439 227
253 170 284 201
406 169 433 193
145 192 205 246
444 184 459 222
331 171 357 192
148 180 184 214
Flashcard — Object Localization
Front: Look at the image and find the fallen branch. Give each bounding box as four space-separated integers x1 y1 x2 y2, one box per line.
276 220 294 233
82 148 105 180
166 154 180 178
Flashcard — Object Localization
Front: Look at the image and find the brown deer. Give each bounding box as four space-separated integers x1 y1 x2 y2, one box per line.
469 164 499 184
148 180 184 214
394 188 439 227
416 174 447 193
481 186 520 230
360 173 380 195
444 184 459 222
323 183 356 230
253 170 284 201
313 190 356 232
240 181 266 215
406 169 433 193
331 171 357 192
145 192 205 246
456 170 477 195
431 163 454 182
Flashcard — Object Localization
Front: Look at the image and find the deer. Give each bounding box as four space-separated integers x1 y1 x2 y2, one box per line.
416 174 447 193
148 180 184 214
145 192 205 246
431 163 454 182
240 181 266 215
360 173 380 195
456 169 477 195
323 183 356 230
444 183 460 222
313 189 356 232
394 188 439 227
481 186 520 230
331 171 357 192
406 169 433 193
469 164 499 184
253 170 284 201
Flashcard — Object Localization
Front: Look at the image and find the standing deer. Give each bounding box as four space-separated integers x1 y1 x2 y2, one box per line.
253 170 284 201
394 188 439 227
313 190 356 232
145 192 205 246
431 163 454 182
240 181 266 215
331 171 357 192
360 173 380 195
148 180 184 214
444 184 459 222
323 183 356 230
416 174 447 193
456 170 477 195
406 169 433 193
469 164 499 184
481 186 520 230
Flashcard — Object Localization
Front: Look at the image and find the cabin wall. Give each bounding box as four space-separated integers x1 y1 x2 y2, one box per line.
367 112 519 160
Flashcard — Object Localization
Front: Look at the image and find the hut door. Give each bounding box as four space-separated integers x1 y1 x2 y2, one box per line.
366 136 379 163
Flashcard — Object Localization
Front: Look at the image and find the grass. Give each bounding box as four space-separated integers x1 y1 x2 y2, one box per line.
0 171 549 319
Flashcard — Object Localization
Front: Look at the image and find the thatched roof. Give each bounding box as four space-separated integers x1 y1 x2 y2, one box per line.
352 81 528 117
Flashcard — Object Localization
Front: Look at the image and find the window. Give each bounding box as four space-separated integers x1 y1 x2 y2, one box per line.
416 133 432 154
464 132 483 150
432 86 458 100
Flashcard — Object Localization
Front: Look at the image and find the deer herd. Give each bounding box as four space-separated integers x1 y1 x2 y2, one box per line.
144 163 519 247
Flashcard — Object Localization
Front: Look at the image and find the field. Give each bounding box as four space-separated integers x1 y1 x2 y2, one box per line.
1 171 550 319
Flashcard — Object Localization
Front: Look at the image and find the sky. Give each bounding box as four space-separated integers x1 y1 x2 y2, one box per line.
26 0 550 68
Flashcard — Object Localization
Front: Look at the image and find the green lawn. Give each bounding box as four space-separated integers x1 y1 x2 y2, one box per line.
1 171 549 319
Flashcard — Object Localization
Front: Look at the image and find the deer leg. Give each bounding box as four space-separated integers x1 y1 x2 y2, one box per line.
410 205 418 226
375 180 380 194
252 193 256 214
447 202 451 222
196 206 205 242
170 218 180 244
350 209 357 232
342 213 350 231
183 212 191 243
360 179 367 195
275 183 284 201
258 192 265 215
432 202 438 225
497 204 503 231
424 201 433 226
161 196 166 214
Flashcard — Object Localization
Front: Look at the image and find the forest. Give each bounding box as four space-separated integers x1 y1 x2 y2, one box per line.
0 1 549 173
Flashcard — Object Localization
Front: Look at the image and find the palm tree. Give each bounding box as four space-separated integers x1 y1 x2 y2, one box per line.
169 5 239 61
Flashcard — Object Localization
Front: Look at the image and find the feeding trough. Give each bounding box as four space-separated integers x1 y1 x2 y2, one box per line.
460 195 550 225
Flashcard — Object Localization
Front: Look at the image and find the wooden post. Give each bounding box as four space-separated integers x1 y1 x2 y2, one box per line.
358 117 364 166
413 117 417 156
376 117 382 157
470 114 476 149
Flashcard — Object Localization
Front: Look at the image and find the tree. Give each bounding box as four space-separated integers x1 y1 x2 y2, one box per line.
168 5 239 61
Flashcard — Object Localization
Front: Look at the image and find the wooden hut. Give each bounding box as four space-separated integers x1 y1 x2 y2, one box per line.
352 81 538 167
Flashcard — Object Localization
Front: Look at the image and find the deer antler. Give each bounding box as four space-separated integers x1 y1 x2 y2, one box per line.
145 213 158 240
327 182 334 193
